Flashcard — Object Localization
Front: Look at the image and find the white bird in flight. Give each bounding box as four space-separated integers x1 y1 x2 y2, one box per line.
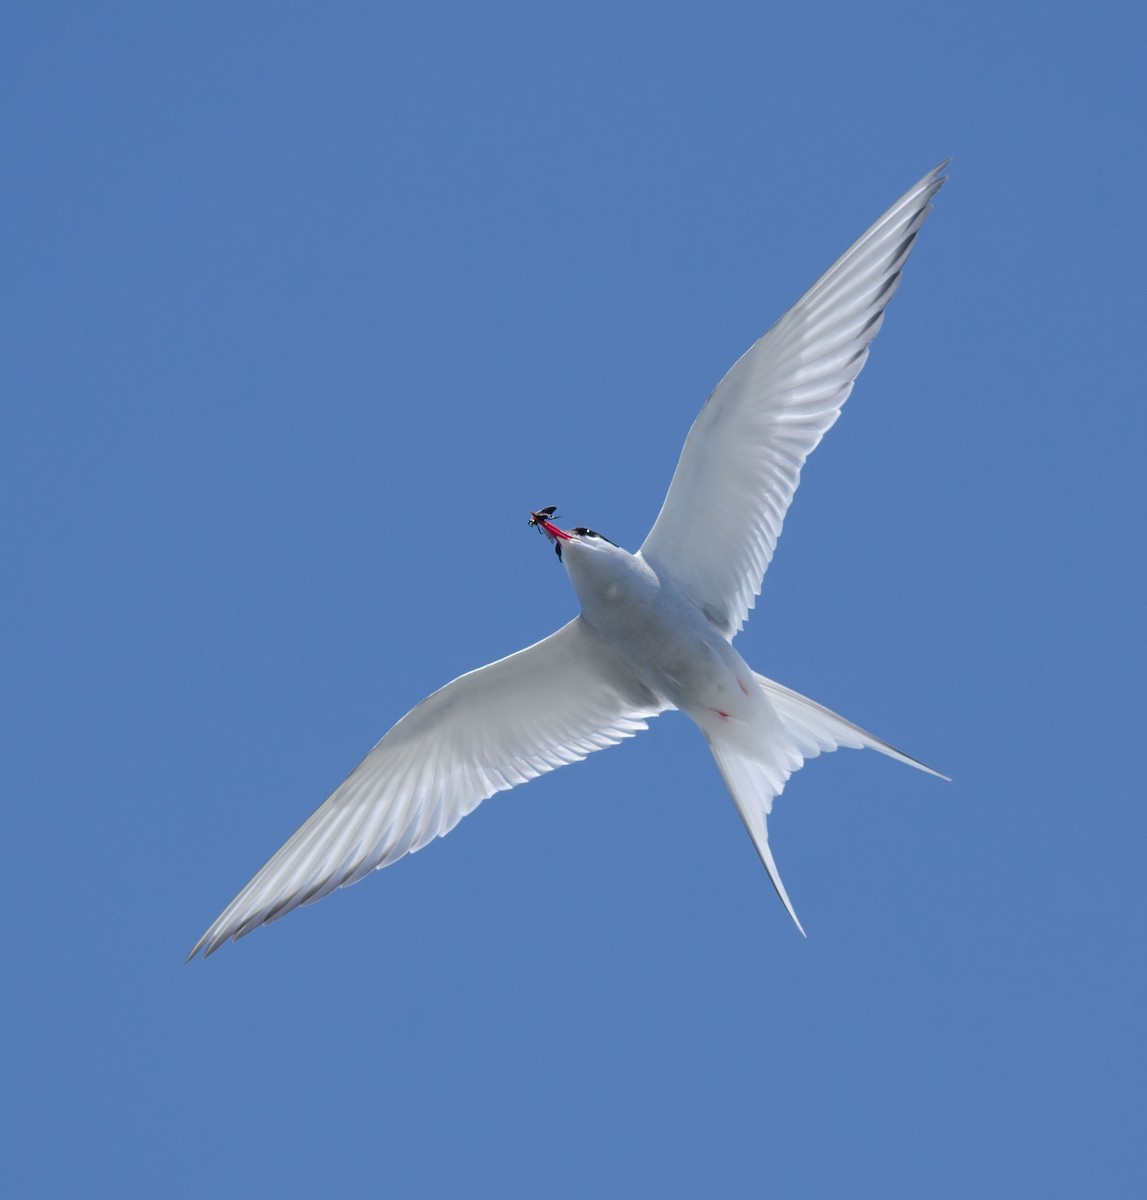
189 163 948 959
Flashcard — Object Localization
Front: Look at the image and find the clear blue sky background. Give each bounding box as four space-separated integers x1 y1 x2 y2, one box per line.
3 3 1143 1196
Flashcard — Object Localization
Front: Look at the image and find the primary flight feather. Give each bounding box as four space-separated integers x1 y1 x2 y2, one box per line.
189 163 948 959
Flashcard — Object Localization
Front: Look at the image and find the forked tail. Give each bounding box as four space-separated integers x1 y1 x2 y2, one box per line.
706 674 947 935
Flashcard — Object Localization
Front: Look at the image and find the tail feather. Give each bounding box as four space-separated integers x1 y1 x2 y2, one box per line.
755 674 949 780
705 674 947 935
707 736 807 937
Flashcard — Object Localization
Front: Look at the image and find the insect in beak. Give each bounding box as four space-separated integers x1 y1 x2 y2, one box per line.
528 505 558 529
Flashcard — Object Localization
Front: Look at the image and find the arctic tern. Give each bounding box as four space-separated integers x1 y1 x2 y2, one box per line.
189 163 948 959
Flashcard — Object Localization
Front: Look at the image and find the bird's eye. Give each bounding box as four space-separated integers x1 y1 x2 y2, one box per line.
569 526 616 545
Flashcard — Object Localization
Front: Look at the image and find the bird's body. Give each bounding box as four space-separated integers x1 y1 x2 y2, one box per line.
190 163 949 959
564 538 760 731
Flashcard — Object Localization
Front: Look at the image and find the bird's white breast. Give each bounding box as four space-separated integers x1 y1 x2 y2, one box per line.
562 543 776 746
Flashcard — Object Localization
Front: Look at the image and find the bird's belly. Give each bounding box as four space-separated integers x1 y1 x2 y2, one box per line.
584 584 762 725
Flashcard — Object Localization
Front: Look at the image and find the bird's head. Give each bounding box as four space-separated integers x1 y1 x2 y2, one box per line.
528 507 618 562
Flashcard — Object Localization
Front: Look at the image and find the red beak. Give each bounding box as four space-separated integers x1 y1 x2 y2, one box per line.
539 518 572 541
530 508 573 541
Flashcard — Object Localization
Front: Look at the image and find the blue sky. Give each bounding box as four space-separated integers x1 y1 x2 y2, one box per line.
3 3 1143 1196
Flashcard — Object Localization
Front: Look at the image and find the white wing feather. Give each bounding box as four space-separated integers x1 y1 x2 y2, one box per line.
640 163 947 637
189 618 665 958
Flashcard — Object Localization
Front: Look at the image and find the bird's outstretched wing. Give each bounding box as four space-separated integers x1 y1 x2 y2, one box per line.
189 618 665 958
640 163 946 638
